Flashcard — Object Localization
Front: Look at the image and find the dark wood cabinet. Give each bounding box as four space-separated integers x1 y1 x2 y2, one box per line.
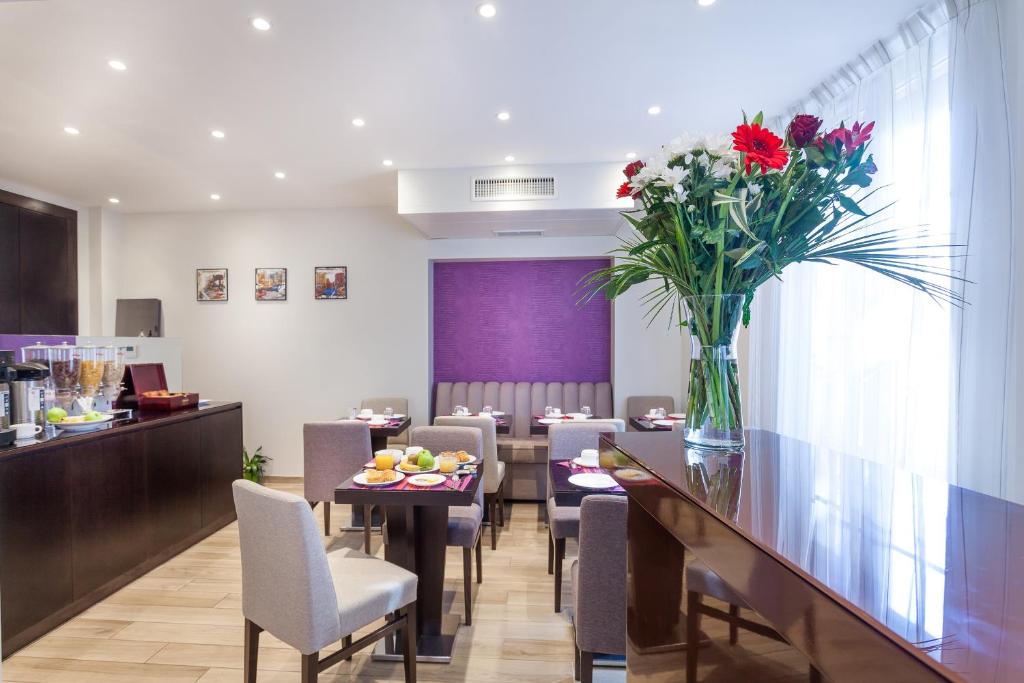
0 403 242 657
0 188 78 335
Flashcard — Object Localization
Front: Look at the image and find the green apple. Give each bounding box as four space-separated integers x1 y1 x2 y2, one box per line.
47 407 68 423
418 452 435 471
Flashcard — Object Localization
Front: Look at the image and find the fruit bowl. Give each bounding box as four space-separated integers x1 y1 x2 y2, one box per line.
56 413 114 432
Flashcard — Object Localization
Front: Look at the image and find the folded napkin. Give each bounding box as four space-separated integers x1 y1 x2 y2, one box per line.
557 460 604 475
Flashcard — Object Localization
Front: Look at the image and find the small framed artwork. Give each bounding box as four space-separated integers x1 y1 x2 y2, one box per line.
196 268 228 301
255 267 287 301
314 266 348 300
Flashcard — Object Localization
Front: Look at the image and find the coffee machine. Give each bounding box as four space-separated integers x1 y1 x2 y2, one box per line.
10 362 50 427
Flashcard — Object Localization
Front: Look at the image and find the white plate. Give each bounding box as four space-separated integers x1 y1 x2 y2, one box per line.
566 413 590 420
572 457 599 468
354 471 405 487
653 419 676 427
397 461 440 475
407 473 446 487
57 415 114 432
386 414 405 419
539 418 563 425
355 414 373 420
368 419 388 426
489 410 505 416
568 473 618 489
668 413 686 420
645 413 662 419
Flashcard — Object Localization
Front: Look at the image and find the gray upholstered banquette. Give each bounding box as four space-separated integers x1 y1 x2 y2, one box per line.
434 381 614 501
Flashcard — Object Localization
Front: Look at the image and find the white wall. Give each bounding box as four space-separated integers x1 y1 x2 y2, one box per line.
102 211 685 475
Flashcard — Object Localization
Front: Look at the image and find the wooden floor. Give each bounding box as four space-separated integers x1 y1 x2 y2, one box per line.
3 481 813 682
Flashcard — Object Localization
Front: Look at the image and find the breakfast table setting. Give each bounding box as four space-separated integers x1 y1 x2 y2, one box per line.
529 406 606 435
628 408 687 432
548 447 627 506
334 445 484 664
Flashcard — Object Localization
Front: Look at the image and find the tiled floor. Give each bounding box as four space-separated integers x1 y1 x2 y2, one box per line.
3 482 812 682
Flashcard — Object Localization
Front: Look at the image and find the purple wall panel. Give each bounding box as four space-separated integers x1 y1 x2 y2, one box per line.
432 259 611 383
0 334 76 361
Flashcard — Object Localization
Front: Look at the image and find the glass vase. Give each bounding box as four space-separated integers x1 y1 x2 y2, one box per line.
683 294 745 450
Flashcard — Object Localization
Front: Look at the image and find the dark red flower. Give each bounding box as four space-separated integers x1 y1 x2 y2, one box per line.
732 123 788 174
616 181 633 199
788 114 822 147
623 160 645 179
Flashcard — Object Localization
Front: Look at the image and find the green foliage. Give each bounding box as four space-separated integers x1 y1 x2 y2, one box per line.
242 445 271 483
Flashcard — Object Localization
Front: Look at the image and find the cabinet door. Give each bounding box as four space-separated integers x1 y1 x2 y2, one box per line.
19 207 77 334
0 450 73 656
70 432 149 598
0 203 19 331
145 420 202 555
200 407 243 526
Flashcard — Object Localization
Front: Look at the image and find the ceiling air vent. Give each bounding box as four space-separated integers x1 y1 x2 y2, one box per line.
472 176 557 201
494 229 545 238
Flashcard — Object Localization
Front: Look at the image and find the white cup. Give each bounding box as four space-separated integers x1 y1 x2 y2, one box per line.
12 423 42 439
578 448 599 467
572 413 587 421
551 408 562 417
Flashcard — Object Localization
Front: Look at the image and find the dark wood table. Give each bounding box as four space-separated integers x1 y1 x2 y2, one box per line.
548 458 626 506
530 415 605 435
628 416 683 431
334 461 483 664
603 429 1022 682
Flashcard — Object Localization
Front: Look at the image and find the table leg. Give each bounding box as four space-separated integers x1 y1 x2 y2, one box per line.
374 504 459 663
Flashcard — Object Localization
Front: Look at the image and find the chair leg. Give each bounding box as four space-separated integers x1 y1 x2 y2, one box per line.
554 537 566 612
498 484 506 526
463 547 473 626
475 534 483 583
301 652 318 683
343 634 352 661
547 531 554 574
243 619 261 683
686 591 701 683
323 501 331 536
728 603 740 645
402 603 417 683
580 650 594 683
573 642 581 681
362 504 372 554
490 499 498 549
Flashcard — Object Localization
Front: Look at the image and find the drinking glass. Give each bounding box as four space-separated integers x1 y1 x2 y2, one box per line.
439 455 458 474
582 405 592 417
348 407 357 419
482 405 493 415
656 407 666 419
545 405 553 417
374 450 395 470
385 406 394 418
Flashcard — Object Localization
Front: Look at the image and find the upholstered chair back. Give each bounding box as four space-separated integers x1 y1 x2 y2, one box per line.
360 397 410 446
547 420 625 462
574 494 628 655
232 480 341 655
303 421 371 503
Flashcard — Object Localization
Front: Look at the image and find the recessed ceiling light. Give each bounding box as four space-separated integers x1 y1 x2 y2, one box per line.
274 171 286 179
696 0 717 6
211 129 225 139
504 155 515 162
625 152 637 159
497 111 511 121
108 197 120 204
210 193 221 201
352 118 365 127
251 17 271 31
63 126 80 135
477 3 497 18
382 159 394 167
647 105 661 115
107 59 127 71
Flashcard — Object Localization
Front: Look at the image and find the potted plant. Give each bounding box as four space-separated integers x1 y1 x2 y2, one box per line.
242 446 271 483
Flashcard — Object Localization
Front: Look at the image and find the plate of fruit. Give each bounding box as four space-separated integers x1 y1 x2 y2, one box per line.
49 408 114 432
397 449 439 473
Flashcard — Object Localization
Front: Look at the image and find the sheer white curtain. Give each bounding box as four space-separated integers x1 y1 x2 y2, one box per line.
749 3 955 482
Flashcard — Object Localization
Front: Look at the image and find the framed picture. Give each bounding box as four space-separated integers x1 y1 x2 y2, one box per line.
314 266 347 300
196 268 228 301
255 267 287 301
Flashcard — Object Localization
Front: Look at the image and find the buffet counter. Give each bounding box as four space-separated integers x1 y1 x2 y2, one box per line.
0 402 243 656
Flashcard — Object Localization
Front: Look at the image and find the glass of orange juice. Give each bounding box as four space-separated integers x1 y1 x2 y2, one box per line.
374 449 396 470
439 454 458 474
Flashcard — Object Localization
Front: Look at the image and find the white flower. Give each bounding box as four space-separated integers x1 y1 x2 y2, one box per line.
653 165 688 189
747 182 762 194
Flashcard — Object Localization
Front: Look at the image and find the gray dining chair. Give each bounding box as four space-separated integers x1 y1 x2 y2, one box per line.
361 397 410 446
572 494 627 683
303 420 375 552
232 480 417 683
686 561 824 683
625 395 676 431
407 425 485 625
433 415 506 549
547 419 625 612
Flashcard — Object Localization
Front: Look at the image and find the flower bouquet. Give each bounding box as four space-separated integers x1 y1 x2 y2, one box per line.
584 113 958 450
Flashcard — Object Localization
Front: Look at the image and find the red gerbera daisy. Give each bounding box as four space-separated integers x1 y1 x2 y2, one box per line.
616 181 633 199
732 123 788 174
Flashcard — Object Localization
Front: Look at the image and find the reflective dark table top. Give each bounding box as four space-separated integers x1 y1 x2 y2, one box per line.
603 429 1024 683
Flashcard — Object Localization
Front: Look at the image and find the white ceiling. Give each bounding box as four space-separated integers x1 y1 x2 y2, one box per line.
0 0 926 214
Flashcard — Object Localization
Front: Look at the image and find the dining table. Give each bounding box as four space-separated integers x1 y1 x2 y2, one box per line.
548 456 626 506
334 458 483 664
602 429 1024 682
530 415 606 435
347 415 412 530
628 415 684 431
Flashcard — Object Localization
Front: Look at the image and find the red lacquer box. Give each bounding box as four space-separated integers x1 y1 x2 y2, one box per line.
117 363 199 410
